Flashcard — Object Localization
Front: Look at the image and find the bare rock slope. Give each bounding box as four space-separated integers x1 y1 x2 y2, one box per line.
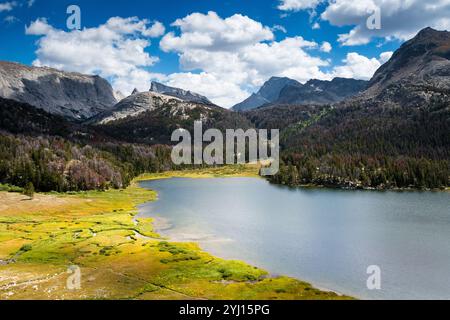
365 27 450 106
91 91 219 125
149 81 213 105
0 61 117 120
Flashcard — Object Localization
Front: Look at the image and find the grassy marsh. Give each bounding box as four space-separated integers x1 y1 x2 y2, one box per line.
0 166 351 300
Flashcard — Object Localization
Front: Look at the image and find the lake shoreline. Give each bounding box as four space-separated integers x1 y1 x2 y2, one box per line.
138 170 450 300
143 208 349 298
136 168 355 299
271 181 450 192
0 165 353 300
135 166 449 193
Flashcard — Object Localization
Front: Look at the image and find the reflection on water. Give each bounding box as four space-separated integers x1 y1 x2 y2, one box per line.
138 177 450 300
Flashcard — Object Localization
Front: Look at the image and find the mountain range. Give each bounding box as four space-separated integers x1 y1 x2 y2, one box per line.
0 59 381 123
0 27 448 191
274 78 368 106
232 76 368 111
365 27 450 106
90 90 251 144
253 27 450 189
232 77 299 111
0 62 249 144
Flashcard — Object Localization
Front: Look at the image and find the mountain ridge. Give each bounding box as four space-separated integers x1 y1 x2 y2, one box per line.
149 81 213 105
255 27 450 190
90 90 252 144
273 77 368 106
364 27 450 104
0 61 118 120
232 77 299 111
232 76 368 111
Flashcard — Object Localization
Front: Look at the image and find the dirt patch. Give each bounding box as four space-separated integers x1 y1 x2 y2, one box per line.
0 192 79 216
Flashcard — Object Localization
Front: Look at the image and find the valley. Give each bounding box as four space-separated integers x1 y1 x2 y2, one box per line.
1 28 449 193
138 175 450 300
0 167 349 300
0 25 449 301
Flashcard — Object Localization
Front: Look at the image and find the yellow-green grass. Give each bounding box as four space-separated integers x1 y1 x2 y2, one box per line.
135 164 261 181
0 166 352 300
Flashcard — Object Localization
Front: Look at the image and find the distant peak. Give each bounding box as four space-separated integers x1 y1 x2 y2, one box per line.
267 76 291 82
149 81 213 105
331 77 367 83
150 81 184 94
412 27 450 42
417 27 438 36
149 81 163 91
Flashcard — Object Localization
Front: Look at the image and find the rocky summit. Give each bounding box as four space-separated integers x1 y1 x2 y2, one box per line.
149 81 213 105
232 76 367 111
91 91 218 125
365 27 450 106
232 77 299 111
0 61 118 120
273 78 368 106
90 90 252 144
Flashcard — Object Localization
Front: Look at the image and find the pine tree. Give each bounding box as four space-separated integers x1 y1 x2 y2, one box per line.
23 182 35 199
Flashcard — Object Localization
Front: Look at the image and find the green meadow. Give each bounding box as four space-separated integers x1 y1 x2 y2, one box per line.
0 167 351 300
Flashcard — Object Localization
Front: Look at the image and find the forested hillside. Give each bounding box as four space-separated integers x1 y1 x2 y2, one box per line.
0 98 173 192
243 28 450 190
256 90 450 189
1 28 449 192
92 91 253 144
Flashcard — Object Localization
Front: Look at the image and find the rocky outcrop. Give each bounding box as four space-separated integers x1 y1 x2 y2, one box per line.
89 91 252 144
149 81 213 105
232 76 367 111
364 27 450 106
0 61 118 120
232 77 299 111
90 91 219 125
274 78 368 106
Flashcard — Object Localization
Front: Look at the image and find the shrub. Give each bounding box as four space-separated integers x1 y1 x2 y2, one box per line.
20 244 32 252
23 182 35 199
0 184 23 193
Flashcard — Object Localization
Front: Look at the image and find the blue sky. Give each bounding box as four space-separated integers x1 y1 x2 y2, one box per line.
0 0 449 107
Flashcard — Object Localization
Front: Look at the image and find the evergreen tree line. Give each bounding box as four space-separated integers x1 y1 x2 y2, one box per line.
269 153 449 189
0 133 173 192
253 95 450 189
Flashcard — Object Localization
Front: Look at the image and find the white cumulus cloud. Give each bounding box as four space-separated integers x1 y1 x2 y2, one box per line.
331 51 392 80
322 0 450 46
25 17 54 35
159 11 333 107
25 17 165 95
278 0 324 11
143 21 165 37
160 11 274 52
278 0 450 46
0 1 16 12
379 51 393 64
167 72 250 108
24 11 394 109
320 41 332 52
